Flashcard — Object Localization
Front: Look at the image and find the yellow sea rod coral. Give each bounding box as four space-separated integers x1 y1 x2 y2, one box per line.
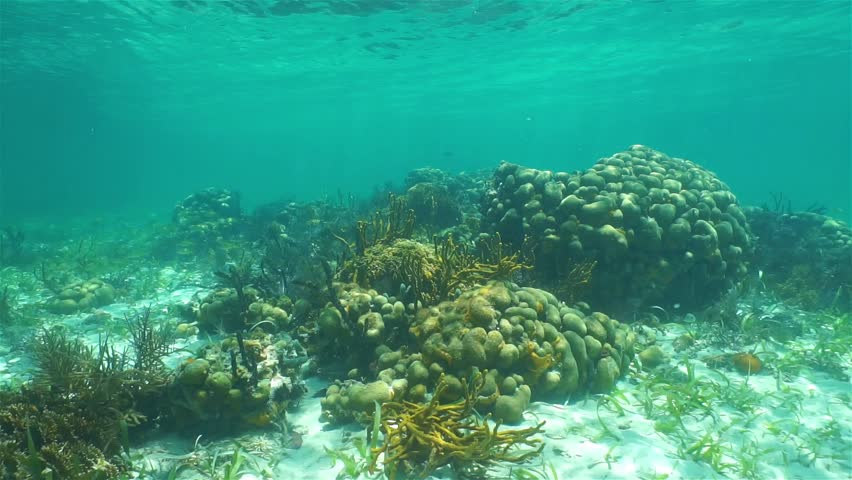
369 372 544 480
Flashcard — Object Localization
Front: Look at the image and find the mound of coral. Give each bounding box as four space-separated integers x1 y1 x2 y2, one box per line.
169 331 307 431
481 145 754 314
196 286 291 333
45 278 115 314
339 239 437 297
165 187 243 258
746 207 851 309
404 167 489 234
173 187 241 233
319 281 635 425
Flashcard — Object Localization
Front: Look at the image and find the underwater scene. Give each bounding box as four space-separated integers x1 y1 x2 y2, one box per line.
0 1 850 479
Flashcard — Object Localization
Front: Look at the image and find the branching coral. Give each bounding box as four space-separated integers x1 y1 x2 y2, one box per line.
31 327 168 426
214 260 254 313
430 234 531 303
342 238 438 294
337 196 424 294
355 194 415 255
370 372 545 479
0 391 122 479
554 259 597 304
125 306 175 372
0 327 175 479
32 327 125 400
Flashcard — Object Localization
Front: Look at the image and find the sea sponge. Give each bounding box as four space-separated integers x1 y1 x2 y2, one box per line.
732 353 762 375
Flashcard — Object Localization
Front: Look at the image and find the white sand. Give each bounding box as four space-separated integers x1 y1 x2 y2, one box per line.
0 265 849 479
270 322 851 480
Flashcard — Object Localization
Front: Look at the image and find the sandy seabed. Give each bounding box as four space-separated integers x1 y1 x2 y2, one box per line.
1 268 849 480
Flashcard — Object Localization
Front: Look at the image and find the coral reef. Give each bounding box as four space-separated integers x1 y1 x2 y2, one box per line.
173 187 241 236
320 281 635 424
159 187 244 259
481 145 754 314
352 194 415 256
403 167 492 241
0 390 123 479
338 198 529 310
339 239 437 299
411 282 636 404
44 278 115 314
746 207 851 310
250 195 362 300
0 325 172 479
430 234 531 304
168 331 307 432
405 182 462 229
311 283 412 372
197 287 291 333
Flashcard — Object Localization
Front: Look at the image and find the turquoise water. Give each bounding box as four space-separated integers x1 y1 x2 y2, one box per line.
1 0 849 219
1 4 851 479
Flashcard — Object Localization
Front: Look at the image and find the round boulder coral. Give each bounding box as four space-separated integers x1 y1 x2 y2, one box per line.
45 279 116 314
482 145 754 314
